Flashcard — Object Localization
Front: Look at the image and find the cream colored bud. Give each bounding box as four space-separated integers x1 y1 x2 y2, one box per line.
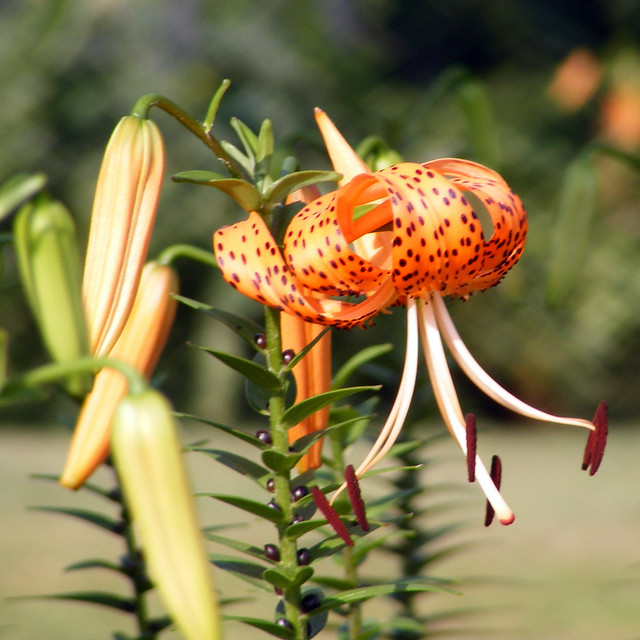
83 115 165 356
111 390 220 640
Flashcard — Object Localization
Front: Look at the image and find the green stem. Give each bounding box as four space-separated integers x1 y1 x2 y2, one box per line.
155 243 219 269
113 466 155 639
264 306 307 640
5 356 147 395
328 432 363 638
130 93 245 179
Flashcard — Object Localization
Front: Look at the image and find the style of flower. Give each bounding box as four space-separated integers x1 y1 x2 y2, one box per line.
213 110 607 524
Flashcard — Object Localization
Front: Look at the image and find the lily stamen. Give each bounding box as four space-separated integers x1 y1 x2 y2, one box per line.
465 414 477 483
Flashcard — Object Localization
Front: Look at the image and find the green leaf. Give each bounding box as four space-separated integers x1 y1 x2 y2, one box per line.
18 591 135 612
331 344 393 390
283 325 332 372
203 79 231 131
177 412 264 447
220 140 255 178
263 170 342 209
210 553 267 581
173 296 265 348
280 386 379 430
195 345 282 392
173 171 261 211
261 449 302 472
256 119 274 164
231 117 259 161
64 559 124 574
207 494 284 523
205 532 266 560
285 518 328 539
263 565 314 589
291 415 375 455
311 578 458 614
31 473 120 502
0 172 47 221
223 615 294 639
29 507 121 534
196 449 270 483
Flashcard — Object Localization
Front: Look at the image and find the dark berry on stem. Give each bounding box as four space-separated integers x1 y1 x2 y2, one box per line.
301 592 321 612
297 548 311 565
276 618 293 629
256 429 272 445
255 333 266 348
292 485 309 501
264 544 280 561
282 348 295 364
266 478 275 492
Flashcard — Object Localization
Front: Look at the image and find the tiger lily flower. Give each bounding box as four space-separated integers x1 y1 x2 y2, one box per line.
213 110 607 524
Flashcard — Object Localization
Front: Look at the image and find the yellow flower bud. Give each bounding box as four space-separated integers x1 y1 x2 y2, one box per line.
111 389 220 640
13 196 90 396
61 262 178 489
83 115 165 356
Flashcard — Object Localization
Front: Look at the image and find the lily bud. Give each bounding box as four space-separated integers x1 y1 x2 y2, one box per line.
111 389 220 640
13 196 90 396
60 262 178 489
281 313 331 472
83 115 165 356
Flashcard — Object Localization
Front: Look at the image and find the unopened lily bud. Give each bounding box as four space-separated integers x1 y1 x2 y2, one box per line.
111 389 220 640
83 115 165 356
13 196 90 396
281 313 331 472
61 262 178 489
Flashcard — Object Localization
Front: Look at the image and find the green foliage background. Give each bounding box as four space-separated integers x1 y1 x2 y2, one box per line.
1 0 639 414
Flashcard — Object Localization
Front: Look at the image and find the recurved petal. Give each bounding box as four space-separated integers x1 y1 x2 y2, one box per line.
214 212 397 328
314 108 371 184
425 158 528 293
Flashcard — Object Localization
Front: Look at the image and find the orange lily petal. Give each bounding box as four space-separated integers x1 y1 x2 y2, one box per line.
281 313 331 471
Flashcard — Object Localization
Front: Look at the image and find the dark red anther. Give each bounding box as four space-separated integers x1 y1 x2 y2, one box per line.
465 414 477 483
344 465 370 531
311 485 353 546
484 454 502 527
582 401 608 476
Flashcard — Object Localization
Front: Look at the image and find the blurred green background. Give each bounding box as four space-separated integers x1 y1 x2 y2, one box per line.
1 0 640 638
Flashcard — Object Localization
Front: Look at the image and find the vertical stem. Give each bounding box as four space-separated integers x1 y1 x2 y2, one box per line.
113 468 155 640
264 306 306 640
328 433 363 638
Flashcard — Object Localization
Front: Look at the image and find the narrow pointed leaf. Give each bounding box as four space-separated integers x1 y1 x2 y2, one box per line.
220 140 255 178
173 296 265 347
331 344 393 390
21 591 135 612
203 79 231 131
205 532 266 560
264 170 342 209
210 554 267 581
284 325 331 371
285 518 329 539
231 117 259 160
195 345 282 391
173 171 261 211
175 412 264 448
208 494 284 523
280 386 379 430
311 578 458 614
196 448 271 483
29 506 121 533
65 559 124 574
223 615 294 639
256 119 274 171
